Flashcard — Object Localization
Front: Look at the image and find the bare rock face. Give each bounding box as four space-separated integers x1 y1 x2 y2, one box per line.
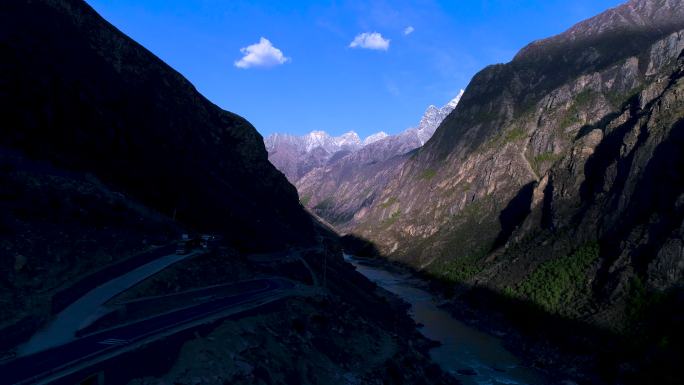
314 0 684 337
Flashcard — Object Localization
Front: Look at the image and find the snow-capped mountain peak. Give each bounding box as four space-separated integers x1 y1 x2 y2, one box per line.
304 130 333 152
446 89 465 109
299 130 362 152
264 90 464 182
363 132 389 145
412 91 464 145
335 131 362 147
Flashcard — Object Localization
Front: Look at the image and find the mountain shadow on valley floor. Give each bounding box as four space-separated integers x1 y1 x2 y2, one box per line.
341 234 382 258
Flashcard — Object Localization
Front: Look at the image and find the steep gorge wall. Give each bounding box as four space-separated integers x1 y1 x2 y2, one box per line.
342 0 684 334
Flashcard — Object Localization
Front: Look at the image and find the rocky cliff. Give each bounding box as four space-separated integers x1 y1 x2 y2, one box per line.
350 0 684 319
327 1 684 381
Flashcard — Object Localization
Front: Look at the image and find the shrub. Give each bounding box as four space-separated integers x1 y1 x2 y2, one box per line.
418 169 437 180
314 197 334 211
530 151 562 175
503 127 526 143
381 210 402 228
426 247 489 283
379 197 397 209
514 242 599 313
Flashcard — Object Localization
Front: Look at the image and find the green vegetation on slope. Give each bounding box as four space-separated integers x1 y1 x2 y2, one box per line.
427 247 489 284
530 151 562 175
314 197 334 211
559 106 581 129
459 198 491 220
379 197 397 209
625 276 668 334
511 242 599 313
381 210 402 228
559 89 599 129
478 126 528 153
503 127 527 143
605 85 645 110
418 169 437 180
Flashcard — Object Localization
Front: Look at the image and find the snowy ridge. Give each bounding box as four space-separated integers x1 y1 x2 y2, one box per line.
363 132 389 145
407 89 464 145
264 91 464 182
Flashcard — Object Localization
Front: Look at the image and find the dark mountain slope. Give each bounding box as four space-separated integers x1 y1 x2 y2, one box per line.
0 148 179 345
0 0 313 252
0 0 313 346
0 2 460 383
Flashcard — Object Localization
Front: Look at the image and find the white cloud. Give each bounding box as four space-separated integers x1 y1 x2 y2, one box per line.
349 32 390 51
403 26 414 35
234 37 290 69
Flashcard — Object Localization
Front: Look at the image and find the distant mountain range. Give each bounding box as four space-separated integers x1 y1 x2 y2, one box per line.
264 90 463 182
264 131 363 182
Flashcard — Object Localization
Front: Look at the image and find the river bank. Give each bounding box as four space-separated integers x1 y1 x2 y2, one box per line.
340 242 644 385
344 254 560 385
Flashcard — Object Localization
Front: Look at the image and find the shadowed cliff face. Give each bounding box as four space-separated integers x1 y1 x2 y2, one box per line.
0 0 313 252
0 4 463 384
0 0 316 346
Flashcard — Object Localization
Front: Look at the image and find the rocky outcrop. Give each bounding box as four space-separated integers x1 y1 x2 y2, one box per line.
363 131 389 145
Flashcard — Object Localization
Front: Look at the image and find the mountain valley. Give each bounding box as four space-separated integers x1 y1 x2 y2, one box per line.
268 1 684 383
1 0 683 384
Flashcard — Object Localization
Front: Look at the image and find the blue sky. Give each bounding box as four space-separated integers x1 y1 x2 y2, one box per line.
86 0 624 139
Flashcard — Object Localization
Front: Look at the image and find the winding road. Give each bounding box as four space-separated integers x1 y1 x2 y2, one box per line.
1 278 296 385
20 249 203 355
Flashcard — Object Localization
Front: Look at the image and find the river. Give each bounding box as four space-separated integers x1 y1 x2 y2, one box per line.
344 254 550 385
